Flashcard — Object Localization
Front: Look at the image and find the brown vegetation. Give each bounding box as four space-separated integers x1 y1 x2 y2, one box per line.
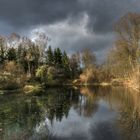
107 13 140 90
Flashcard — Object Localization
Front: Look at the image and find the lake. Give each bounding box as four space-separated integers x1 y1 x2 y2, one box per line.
0 86 140 140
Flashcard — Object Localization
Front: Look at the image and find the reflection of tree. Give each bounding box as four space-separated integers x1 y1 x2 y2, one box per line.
113 88 140 140
0 95 45 140
102 87 140 140
79 86 140 140
118 108 140 140
45 88 79 123
0 88 80 140
73 86 99 117
3 87 139 140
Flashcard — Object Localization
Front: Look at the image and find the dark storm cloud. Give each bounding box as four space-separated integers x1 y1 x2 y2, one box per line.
0 0 83 31
0 0 140 62
0 0 139 33
80 0 140 33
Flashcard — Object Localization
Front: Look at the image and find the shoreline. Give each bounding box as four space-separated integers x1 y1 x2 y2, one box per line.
0 80 139 94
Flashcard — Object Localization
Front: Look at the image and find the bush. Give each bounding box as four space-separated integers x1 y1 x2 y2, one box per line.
80 67 98 84
36 65 48 83
23 84 43 94
3 61 28 89
36 65 59 85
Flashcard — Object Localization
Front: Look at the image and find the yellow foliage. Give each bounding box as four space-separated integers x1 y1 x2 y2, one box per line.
80 67 97 84
4 61 17 74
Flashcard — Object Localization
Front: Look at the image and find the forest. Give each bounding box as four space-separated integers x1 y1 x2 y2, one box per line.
0 12 140 92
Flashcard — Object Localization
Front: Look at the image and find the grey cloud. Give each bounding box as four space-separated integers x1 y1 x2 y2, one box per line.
82 0 140 33
0 0 140 62
0 21 14 35
31 15 114 62
0 0 83 32
0 0 140 33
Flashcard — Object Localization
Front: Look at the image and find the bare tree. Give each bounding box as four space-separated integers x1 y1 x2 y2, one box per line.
115 12 140 66
81 48 96 70
107 13 140 78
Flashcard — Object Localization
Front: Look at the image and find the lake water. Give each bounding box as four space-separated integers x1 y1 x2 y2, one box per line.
0 86 140 140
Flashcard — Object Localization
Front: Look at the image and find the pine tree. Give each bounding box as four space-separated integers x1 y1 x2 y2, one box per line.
46 46 54 65
54 48 62 66
62 51 70 78
62 51 69 66
7 48 17 61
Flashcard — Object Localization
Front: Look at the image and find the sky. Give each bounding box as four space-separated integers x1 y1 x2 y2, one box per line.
0 0 140 62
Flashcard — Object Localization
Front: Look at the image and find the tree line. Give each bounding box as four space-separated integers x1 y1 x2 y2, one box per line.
0 12 140 89
0 32 94 87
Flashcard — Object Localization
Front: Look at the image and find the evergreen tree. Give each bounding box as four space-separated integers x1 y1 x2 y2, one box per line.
62 51 69 67
62 51 70 77
54 48 62 66
6 48 17 61
46 46 54 65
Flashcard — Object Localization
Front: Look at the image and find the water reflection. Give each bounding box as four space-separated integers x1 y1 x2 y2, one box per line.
0 86 140 140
